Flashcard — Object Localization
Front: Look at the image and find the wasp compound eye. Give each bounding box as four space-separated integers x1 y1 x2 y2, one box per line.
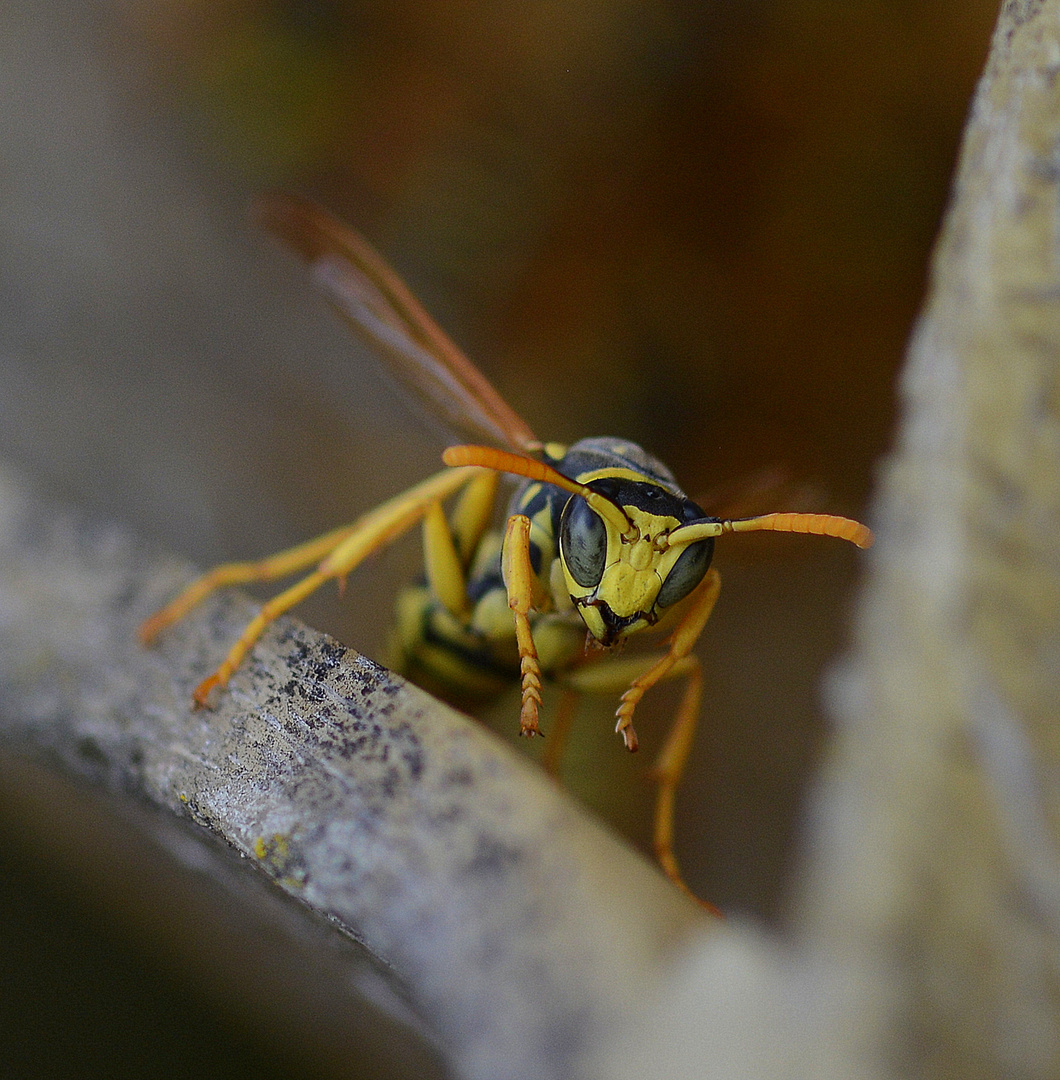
656 537 714 608
560 495 608 588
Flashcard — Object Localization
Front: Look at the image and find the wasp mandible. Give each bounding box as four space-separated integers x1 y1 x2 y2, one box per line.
140 194 873 908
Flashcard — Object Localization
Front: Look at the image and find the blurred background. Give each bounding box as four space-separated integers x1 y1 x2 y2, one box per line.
0 1 996 1076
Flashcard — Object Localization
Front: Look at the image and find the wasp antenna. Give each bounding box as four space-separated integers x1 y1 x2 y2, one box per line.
665 521 726 546
669 512 873 550
726 512 874 549
443 445 630 533
444 444 550 479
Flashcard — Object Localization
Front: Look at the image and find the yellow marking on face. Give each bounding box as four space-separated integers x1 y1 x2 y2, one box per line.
578 603 607 641
561 499 695 638
598 507 682 615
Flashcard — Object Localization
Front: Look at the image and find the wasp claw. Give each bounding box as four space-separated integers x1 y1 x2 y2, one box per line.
617 721 639 753
192 674 221 710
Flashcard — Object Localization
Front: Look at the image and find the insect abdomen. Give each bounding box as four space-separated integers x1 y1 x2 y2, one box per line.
390 576 520 705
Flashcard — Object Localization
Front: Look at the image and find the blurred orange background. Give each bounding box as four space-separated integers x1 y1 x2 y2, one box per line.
120 0 991 495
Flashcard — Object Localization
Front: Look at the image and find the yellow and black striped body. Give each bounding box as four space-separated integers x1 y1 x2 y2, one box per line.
389 437 716 707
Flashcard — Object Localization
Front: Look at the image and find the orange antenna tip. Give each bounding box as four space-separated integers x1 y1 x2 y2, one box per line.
669 512 873 550
727 512 874 549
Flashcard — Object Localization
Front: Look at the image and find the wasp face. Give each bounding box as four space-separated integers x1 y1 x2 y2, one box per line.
558 476 715 646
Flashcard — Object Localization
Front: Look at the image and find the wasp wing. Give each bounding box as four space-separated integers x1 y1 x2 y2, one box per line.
254 192 539 452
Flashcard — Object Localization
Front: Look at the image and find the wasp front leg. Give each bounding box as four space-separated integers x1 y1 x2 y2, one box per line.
618 568 721 908
501 513 551 738
613 568 721 751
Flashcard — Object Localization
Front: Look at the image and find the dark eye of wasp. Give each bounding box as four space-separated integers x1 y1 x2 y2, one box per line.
559 496 608 589
656 538 714 609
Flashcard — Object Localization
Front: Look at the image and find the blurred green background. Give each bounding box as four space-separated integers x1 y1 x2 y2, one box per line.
0 1 996 1076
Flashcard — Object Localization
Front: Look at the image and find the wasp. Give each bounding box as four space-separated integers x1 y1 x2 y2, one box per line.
140 193 873 907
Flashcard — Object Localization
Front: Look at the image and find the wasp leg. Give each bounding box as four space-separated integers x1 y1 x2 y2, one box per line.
138 525 359 647
448 469 500 567
501 513 547 738
650 658 723 915
189 561 340 707
541 688 579 778
423 501 471 621
421 470 499 621
562 649 718 910
147 466 485 708
617 569 722 910
613 568 721 752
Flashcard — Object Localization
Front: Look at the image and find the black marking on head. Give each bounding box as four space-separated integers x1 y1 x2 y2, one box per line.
583 476 701 520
